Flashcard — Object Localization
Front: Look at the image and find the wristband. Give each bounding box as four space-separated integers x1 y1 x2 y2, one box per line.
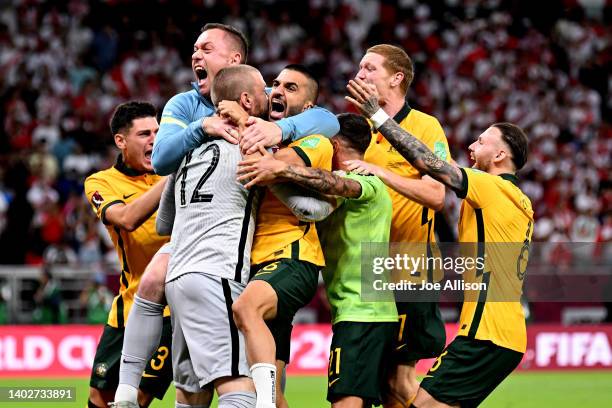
370 108 390 129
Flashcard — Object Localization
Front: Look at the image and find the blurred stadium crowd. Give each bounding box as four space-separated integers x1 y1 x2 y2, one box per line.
0 0 609 273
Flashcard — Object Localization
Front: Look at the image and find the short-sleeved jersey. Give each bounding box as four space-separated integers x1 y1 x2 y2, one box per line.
455 168 534 353
364 104 451 244
251 135 333 266
319 173 397 324
84 154 170 328
166 140 257 284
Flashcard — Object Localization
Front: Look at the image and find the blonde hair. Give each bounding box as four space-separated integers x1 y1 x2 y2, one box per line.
366 44 414 94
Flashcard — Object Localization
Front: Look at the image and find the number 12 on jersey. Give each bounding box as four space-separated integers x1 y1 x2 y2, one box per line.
179 145 220 206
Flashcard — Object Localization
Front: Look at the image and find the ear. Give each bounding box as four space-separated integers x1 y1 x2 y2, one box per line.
114 133 126 150
390 72 404 88
229 52 242 65
240 92 252 110
493 149 508 164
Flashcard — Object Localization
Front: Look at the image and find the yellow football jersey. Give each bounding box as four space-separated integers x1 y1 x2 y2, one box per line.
251 135 333 266
84 154 170 328
364 104 450 283
455 168 534 353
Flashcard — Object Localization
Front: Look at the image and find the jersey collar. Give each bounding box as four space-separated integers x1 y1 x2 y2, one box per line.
499 173 519 186
393 100 411 123
114 154 151 177
190 82 215 108
376 101 411 144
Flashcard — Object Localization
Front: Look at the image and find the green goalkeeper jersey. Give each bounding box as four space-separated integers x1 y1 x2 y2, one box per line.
319 172 398 324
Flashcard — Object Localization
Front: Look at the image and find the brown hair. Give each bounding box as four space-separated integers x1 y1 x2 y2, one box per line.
493 122 529 171
211 65 261 106
366 44 414 95
201 23 249 63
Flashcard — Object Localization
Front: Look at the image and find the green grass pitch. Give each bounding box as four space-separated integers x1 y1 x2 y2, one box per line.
0 372 610 407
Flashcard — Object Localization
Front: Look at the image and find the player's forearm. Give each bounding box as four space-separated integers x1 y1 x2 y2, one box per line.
277 106 340 142
377 119 463 192
378 170 445 211
152 121 207 175
107 178 167 231
279 165 361 198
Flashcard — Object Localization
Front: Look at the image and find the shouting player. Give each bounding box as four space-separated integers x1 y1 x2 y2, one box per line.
348 78 533 408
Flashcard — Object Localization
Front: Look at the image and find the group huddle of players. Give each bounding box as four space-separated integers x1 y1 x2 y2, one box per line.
84 23 534 408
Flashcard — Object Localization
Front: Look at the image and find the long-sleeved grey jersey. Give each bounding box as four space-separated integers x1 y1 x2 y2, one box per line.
166 140 258 284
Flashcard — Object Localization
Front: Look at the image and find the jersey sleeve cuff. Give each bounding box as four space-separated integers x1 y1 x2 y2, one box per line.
455 168 469 199
101 200 125 225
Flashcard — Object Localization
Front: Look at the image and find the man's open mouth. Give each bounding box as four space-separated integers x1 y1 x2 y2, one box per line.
195 66 208 81
269 97 286 119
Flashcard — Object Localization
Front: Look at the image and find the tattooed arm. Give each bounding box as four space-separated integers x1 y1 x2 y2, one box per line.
346 78 464 192
237 146 362 198
277 165 362 198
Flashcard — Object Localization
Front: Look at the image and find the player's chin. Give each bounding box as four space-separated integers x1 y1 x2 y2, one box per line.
142 157 154 172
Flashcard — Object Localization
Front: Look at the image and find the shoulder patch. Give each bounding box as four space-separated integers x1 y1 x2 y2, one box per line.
91 191 104 209
300 137 320 149
433 141 447 161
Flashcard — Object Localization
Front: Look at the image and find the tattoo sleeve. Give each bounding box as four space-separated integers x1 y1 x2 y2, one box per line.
377 119 464 192
281 165 362 198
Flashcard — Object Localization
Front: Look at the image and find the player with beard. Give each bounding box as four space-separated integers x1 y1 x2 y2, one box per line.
230 65 334 408
159 64 268 408
347 78 533 408
115 24 339 407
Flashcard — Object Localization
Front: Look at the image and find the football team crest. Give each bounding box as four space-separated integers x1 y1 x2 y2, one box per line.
91 191 104 209
94 362 108 378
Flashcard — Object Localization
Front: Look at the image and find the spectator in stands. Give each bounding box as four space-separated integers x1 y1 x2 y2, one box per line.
32 267 65 324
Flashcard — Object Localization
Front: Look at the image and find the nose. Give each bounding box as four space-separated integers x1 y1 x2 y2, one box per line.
356 69 366 80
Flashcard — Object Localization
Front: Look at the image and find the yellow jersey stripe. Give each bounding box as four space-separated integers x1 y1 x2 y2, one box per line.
160 117 188 128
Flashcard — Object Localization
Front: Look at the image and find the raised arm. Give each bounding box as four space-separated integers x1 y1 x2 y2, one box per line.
152 93 238 175
346 78 463 192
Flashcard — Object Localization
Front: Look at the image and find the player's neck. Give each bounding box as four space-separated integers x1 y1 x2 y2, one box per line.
488 164 515 177
381 95 406 118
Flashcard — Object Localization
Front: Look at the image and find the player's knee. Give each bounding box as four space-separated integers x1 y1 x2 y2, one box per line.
137 255 169 301
232 297 254 331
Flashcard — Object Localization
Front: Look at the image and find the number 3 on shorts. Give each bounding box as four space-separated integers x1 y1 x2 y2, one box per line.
150 346 169 370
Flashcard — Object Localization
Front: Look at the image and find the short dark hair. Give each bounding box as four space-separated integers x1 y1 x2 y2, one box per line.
202 23 249 63
211 64 261 105
110 101 157 136
493 122 529 171
284 64 319 104
336 113 372 154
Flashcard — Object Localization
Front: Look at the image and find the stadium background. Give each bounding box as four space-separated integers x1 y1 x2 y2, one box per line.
0 0 610 406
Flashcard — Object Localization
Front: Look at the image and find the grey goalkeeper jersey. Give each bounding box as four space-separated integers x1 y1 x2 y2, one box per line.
166 140 257 284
